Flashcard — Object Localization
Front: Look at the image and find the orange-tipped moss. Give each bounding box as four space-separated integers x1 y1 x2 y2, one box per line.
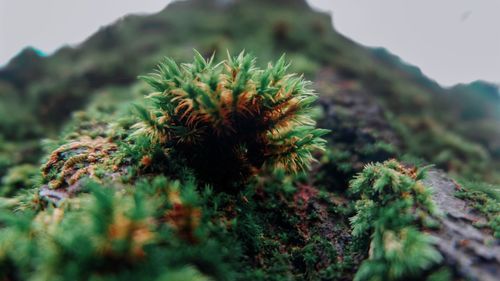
41 137 121 190
133 51 328 187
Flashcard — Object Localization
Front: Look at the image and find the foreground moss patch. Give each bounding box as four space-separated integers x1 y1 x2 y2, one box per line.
349 160 444 281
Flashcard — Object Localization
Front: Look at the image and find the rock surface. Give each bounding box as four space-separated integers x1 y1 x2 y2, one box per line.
424 169 500 281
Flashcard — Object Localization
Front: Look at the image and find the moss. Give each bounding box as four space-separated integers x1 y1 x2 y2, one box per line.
133 51 328 188
349 160 444 281
455 180 500 238
0 164 39 196
41 137 122 190
0 178 242 281
0 1 498 278
0 53 341 281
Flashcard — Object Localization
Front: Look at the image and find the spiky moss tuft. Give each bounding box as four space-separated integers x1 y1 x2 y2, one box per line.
133 50 328 188
349 160 445 281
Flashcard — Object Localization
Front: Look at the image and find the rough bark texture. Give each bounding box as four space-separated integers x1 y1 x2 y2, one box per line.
424 170 500 281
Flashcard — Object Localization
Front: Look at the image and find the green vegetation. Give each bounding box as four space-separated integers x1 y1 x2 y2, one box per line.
0 178 233 281
134 51 327 186
0 164 38 197
0 0 499 280
0 54 344 280
349 160 443 281
455 179 500 238
1 0 499 184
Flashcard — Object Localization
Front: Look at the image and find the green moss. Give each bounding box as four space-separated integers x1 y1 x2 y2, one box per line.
0 53 343 281
0 164 39 196
133 51 328 187
455 180 500 238
0 178 242 281
349 160 443 281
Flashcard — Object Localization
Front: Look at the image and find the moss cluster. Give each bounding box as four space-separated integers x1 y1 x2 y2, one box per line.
0 178 237 281
0 53 342 281
0 1 499 278
455 180 500 238
0 53 462 281
349 160 444 281
134 51 328 187
41 137 121 190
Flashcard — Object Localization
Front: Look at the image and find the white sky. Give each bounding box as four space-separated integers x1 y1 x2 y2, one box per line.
308 0 500 86
1 0 499 86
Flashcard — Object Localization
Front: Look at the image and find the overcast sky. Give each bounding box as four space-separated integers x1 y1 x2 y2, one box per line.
1 0 499 86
